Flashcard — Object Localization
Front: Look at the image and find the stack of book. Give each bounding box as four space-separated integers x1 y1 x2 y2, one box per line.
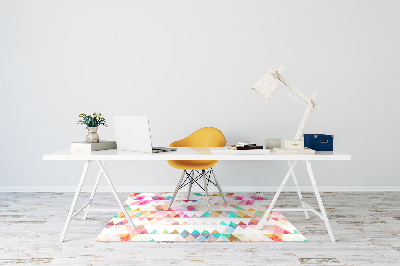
227 142 263 150
211 142 270 155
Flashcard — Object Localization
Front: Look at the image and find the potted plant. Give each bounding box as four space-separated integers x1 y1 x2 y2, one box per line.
77 112 107 143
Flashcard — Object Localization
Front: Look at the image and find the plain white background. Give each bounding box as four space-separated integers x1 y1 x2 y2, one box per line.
0 0 399 189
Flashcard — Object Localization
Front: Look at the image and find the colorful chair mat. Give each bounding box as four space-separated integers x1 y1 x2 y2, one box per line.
96 192 306 242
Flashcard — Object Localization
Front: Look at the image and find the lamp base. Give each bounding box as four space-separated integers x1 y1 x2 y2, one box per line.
285 140 304 149
273 147 315 154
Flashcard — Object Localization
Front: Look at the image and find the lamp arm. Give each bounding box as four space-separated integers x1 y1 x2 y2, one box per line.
294 93 317 140
274 72 320 111
264 66 320 141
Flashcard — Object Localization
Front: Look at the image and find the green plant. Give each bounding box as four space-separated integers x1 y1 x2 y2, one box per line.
77 112 107 127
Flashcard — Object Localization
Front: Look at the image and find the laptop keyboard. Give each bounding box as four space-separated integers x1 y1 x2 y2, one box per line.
152 147 177 153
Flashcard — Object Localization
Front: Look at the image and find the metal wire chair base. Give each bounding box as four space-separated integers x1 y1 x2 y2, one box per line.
168 167 227 212
178 169 216 191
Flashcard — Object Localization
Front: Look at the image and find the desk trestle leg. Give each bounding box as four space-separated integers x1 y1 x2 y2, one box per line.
288 160 310 220
96 160 136 231
306 160 335 242
83 161 105 219
257 160 336 242
257 160 297 230
60 160 137 242
59 161 90 243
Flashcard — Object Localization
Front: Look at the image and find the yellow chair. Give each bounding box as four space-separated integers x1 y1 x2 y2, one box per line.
168 127 227 212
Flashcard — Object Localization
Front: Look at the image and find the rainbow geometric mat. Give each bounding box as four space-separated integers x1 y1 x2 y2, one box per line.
96 192 306 242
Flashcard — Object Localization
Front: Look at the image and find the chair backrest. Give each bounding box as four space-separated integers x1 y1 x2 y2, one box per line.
170 127 226 148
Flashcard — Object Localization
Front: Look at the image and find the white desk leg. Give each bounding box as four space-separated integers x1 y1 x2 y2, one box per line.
306 160 336 242
288 160 310 220
59 160 90 242
257 160 297 230
83 161 106 219
96 160 136 231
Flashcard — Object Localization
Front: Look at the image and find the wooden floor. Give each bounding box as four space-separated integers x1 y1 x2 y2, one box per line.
0 191 399 265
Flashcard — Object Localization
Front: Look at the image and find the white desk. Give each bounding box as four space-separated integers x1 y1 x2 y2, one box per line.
43 148 351 242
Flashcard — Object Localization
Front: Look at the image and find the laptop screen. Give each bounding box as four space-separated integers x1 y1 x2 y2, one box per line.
113 116 153 153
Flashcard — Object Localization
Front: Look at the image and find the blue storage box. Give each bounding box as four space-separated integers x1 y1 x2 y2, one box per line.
304 134 334 151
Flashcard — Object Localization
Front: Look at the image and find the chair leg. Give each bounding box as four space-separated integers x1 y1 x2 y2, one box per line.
203 169 212 213
168 170 186 210
211 168 227 204
187 170 193 200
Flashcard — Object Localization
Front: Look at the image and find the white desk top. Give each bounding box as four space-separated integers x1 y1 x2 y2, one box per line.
43 147 351 161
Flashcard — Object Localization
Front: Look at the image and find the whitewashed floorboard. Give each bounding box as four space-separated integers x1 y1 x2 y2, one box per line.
0 192 399 265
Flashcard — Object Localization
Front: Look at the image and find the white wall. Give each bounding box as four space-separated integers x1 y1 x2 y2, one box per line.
1 0 399 190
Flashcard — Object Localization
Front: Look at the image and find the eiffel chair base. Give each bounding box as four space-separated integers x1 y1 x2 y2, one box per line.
168 168 226 213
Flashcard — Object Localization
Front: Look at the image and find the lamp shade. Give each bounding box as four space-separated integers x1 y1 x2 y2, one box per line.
251 73 280 101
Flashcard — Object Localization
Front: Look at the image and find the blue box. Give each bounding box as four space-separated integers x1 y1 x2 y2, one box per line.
304 134 334 151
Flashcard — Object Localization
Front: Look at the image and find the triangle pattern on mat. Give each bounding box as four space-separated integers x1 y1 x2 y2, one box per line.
97 192 307 242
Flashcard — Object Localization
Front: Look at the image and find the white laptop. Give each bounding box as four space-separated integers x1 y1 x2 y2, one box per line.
113 116 176 153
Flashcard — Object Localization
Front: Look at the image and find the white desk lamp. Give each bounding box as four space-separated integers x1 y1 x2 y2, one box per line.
252 66 319 154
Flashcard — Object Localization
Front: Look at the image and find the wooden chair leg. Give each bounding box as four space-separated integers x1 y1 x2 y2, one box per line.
168 170 186 209
211 168 227 204
187 170 193 200
203 169 212 213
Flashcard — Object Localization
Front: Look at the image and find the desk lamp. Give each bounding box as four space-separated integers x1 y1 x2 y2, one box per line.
252 66 319 154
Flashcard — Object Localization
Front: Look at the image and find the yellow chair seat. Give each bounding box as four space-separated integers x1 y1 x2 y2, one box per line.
168 160 218 171
167 127 226 170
